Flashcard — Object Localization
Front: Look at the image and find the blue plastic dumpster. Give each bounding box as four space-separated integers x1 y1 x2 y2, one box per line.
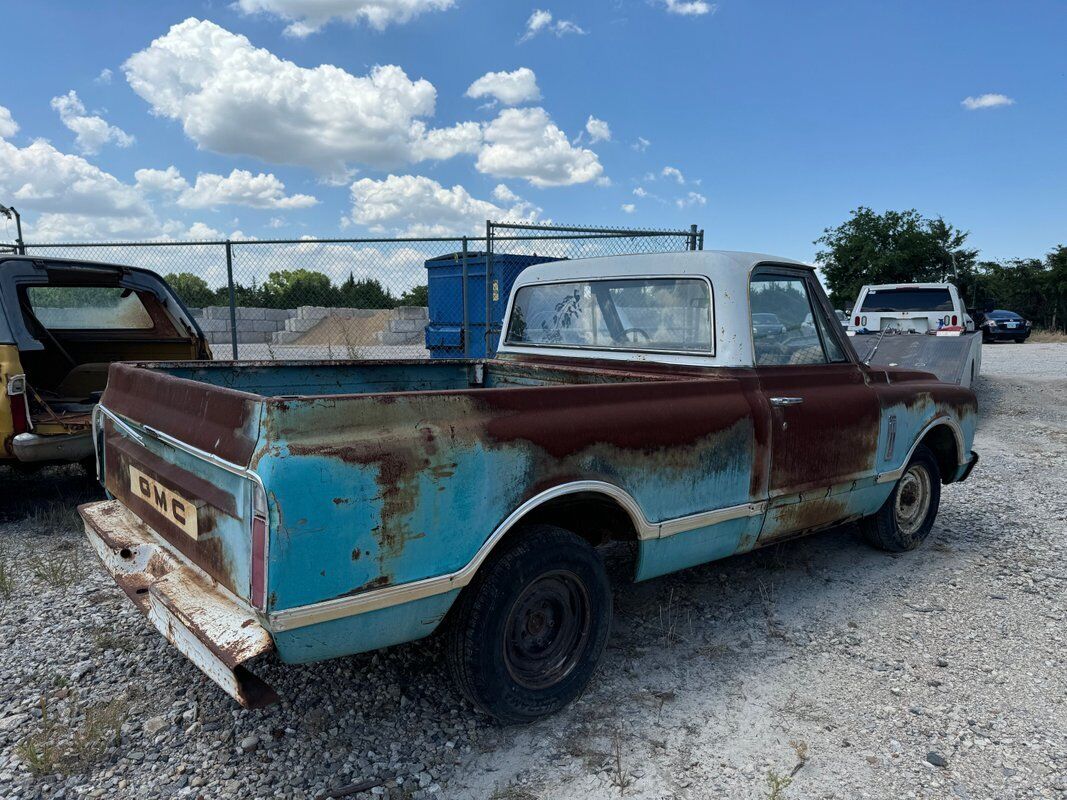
424 252 559 358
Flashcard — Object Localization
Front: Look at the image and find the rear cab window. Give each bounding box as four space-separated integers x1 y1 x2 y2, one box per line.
26 286 155 330
861 288 953 312
505 277 714 355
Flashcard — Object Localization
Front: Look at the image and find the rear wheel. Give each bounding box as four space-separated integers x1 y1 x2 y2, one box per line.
860 445 941 552
445 524 612 723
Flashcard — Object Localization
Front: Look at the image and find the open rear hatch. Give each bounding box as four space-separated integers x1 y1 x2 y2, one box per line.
80 362 277 707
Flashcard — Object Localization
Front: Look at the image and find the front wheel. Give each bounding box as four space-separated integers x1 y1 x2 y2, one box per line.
860 445 941 552
445 524 612 723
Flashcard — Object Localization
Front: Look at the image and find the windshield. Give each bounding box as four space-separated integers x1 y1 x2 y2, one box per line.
860 288 953 313
987 310 1020 319
753 313 780 324
26 286 155 329
506 277 713 353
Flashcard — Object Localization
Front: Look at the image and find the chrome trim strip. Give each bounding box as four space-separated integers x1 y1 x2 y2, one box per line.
269 481 766 632
875 416 967 484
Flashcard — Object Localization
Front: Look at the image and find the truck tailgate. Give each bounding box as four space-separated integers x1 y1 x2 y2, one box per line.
96 363 263 600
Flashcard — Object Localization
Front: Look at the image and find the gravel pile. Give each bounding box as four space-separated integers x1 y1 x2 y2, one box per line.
0 342 1064 799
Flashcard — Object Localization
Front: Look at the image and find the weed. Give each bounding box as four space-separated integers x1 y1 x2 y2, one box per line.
764 769 793 800
0 558 13 598
91 629 134 652
15 735 61 777
606 734 635 793
26 501 81 536
29 550 83 589
16 694 129 777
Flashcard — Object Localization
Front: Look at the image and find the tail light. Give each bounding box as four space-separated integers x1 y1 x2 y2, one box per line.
951 315 958 326
6 375 31 435
854 316 860 326
861 315 867 326
250 484 268 611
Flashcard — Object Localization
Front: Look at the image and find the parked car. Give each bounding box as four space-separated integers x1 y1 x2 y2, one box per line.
80 251 978 722
1 255 210 468
751 312 786 338
974 309 1032 343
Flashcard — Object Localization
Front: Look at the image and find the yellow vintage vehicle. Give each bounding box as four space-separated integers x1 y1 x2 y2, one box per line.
1 255 210 468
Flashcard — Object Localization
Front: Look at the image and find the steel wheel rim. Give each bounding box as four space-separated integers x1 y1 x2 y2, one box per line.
503 570 591 690
895 463 932 537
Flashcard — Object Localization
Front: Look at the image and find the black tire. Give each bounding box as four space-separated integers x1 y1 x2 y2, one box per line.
445 524 612 724
860 445 941 552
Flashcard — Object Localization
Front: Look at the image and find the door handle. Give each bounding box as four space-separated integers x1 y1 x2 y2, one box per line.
770 397 804 407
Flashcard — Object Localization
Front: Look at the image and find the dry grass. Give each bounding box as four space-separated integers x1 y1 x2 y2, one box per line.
29 547 84 589
17 694 129 777
1030 328 1067 343
25 500 82 536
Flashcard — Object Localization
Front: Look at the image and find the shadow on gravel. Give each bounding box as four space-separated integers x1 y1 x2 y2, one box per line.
0 464 102 530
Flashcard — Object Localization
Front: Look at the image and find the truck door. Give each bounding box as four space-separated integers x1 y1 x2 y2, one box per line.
749 267 882 542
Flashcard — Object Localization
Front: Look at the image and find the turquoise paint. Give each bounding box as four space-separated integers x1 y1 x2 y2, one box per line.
635 515 763 582
273 590 459 664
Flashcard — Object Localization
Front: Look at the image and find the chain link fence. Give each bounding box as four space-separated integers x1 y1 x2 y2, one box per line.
7 221 702 361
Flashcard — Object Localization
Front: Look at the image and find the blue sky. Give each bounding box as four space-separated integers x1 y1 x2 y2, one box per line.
0 0 1063 263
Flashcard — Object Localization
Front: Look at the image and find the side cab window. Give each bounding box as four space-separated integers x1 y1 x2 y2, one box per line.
750 271 846 366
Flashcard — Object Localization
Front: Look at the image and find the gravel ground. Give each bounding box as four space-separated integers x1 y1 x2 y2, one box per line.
0 342 1064 800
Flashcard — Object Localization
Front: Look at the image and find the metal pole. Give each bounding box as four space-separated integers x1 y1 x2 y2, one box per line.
461 236 470 358
224 240 238 360
13 208 23 255
698 229 705 250
484 220 493 357
689 224 698 251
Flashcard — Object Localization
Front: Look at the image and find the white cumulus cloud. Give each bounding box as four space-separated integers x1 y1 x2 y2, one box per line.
662 165 686 184
236 0 455 36
0 105 19 139
465 68 541 106
632 136 650 152
137 166 317 209
50 90 135 154
676 191 706 208
621 203 635 214
585 115 611 143
123 18 475 177
519 9 586 42
661 0 716 15
961 93 1015 110
476 107 603 188
348 174 539 236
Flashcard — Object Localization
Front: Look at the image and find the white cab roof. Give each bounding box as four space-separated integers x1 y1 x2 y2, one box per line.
499 250 814 368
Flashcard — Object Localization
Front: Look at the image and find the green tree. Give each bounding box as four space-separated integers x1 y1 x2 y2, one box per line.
163 272 216 307
260 269 337 309
814 208 977 309
970 246 1067 331
398 284 428 307
338 273 396 309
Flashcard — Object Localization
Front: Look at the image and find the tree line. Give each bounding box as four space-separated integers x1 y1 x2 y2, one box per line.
817 207 1066 330
164 269 428 310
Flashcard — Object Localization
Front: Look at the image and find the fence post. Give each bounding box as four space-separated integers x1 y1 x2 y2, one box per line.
224 240 238 360
697 228 705 251
461 236 470 358
689 224 698 251
484 221 493 357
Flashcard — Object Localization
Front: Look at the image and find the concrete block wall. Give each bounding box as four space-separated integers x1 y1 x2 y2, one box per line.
191 305 430 348
377 307 429 346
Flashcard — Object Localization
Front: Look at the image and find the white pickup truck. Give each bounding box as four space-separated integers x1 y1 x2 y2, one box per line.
847 283 982 388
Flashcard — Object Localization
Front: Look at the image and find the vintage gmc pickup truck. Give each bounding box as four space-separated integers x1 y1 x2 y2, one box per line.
80 251 978 722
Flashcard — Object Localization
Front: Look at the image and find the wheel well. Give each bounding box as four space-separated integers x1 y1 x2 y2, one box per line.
491 491 641 582
918 424 959 484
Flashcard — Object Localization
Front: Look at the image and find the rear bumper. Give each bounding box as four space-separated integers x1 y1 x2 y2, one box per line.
12 430 94 463
79 499 279 709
